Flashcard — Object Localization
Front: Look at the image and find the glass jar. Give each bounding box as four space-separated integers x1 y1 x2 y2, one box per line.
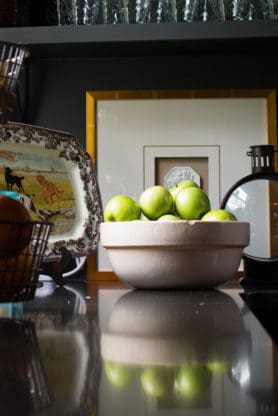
225 0 275 20
177 0 225 21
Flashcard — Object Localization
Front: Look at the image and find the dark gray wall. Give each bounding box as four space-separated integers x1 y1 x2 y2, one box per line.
10 49 278 148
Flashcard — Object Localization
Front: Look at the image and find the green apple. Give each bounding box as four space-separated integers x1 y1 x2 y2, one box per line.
139 185 173 220
206 360 230 373
175 187 210 220
140 213 151 221
104 360 137 388
140 366 174 397
175 365 211 398
169 179 199 200
158 214 180 221
104 195 141 222
201 209 237 221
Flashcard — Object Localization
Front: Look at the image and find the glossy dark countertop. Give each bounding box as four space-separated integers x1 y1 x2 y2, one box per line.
1 280 278 416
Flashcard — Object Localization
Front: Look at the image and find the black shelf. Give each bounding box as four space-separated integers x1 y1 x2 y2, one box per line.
0 20 278 58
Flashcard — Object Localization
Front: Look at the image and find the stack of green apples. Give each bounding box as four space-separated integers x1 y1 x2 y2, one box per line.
104 180 237 222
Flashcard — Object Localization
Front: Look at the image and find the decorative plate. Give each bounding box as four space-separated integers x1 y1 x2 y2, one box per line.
0 122 103 260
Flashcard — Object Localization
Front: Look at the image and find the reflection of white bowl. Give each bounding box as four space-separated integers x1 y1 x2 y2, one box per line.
101 290 251 366
100 221 250 289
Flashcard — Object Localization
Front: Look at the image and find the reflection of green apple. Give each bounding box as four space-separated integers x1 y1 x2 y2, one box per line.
206 360 230 373
158 214 180 221
104 195 141 222
104 361 137 388
169 179 199 200
175 365 211 398
141 366 174 397
201 209 237 221
139 186 173 220
175 187 211 220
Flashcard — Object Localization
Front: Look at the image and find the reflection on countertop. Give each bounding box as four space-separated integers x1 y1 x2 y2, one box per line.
0 281 278 415
0 282 100 416
101 290 251 366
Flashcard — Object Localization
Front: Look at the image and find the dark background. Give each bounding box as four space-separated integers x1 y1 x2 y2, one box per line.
4 21 277 149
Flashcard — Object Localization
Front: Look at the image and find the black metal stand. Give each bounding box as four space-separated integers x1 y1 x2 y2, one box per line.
40 247 73 286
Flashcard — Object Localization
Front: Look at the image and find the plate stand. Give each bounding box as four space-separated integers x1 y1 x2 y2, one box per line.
40 247 73 286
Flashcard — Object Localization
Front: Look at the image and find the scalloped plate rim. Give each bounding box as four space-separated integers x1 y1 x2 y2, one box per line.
0 122 103 261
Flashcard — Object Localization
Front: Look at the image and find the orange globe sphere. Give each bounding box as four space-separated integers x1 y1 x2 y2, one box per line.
0 249 34 287
0 196 32 257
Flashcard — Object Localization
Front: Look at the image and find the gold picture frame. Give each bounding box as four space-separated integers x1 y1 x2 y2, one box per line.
86 89 277 281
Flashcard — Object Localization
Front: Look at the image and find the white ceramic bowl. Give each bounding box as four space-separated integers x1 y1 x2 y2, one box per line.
100 220 250 289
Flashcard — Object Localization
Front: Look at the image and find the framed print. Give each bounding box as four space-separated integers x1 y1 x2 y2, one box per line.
86 89 277 280
143 145 220 209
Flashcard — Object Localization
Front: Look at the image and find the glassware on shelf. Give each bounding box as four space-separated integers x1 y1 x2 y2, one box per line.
81 0 104 24
30 0 105 26
57 0 178 24
153 0 177 22
129 0 152 23
177 0 275 20
57 0 77 25
177 0 225 21
225 0 275 20
128 0 177 23
57 0 104 25
28 0 277 25
273 0 278 19
104 0 129 24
